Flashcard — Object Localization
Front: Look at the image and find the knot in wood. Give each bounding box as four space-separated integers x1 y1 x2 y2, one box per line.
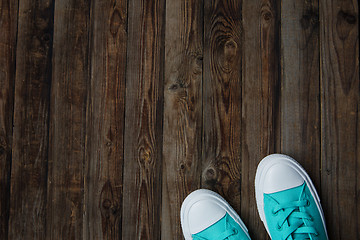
169 83 179 91
0 135 7 155
192 55 203 75
262 11 272 22
196 56 203 66
180 163 185 170
337 10 357 40
111 206 119 215
338 10 357 25
102 199 112 209
0 145 5 155
41 33 51 43
139 147 151 165
110 9 124 37
204 167 217 181
300 9 319 30
224 39 238 62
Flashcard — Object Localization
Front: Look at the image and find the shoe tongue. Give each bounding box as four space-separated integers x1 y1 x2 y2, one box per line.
269 182 304 203
268 182 308 240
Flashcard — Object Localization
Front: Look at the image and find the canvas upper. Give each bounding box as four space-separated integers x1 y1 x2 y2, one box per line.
255 154 329 240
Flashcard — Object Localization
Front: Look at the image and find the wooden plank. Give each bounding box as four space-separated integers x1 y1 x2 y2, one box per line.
121 0 165 238
8 0 53 239
0 0 18 239
202 0 242 212
161 0 203 238
320 0 359 238
83 0 127 239
281 0 321 186
241 0 279 238
45 0 90 238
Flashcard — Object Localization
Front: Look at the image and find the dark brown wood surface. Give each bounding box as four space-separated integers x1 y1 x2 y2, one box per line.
9 0 52 239
46 0 89 238
84 0 127 239
202 0 242 215
162 0 203 239
320 0 359 239
121 0 165 239
241 0 279 238
0 0 18 239
281 0 321 186
0 0 359 239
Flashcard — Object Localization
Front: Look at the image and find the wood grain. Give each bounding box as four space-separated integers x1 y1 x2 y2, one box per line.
241 0 279 239
46 0 90 238
281 0 321 187
0 0 18 239
122 0 165 239
202 0 242 212
84 0 127 239
8 0 53 239
320 0 359 238
0 1 359 239
162 0 203 238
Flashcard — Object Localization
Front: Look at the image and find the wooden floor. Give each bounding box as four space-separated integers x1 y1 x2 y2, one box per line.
0 0 359 239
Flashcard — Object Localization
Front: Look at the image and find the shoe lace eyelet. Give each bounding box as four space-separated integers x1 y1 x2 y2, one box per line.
306 200 311 206
276 223 283 231
233 229 238 235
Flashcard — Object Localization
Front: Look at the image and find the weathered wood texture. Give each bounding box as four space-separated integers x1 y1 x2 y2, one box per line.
8 0 53 239
241 0 279 239
162 0 203 239
122 0 165 239
84 0 127 239
202 0 242 213
320 0 359 239
281 0 321 188
1 0 359 239
0 0 18 239
46 0 90 238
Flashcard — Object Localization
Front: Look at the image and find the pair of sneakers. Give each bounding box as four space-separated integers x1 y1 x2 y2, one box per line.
180 154 329 240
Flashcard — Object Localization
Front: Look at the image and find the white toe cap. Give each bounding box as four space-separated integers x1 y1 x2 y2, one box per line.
188 200 226 234
263 163 304 194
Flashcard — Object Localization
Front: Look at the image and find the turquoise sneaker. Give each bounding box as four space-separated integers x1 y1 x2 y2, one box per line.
181 189 251 240
255 154 329 240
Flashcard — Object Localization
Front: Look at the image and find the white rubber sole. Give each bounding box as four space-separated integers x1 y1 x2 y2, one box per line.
180 189 250 240
255 154 328 239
